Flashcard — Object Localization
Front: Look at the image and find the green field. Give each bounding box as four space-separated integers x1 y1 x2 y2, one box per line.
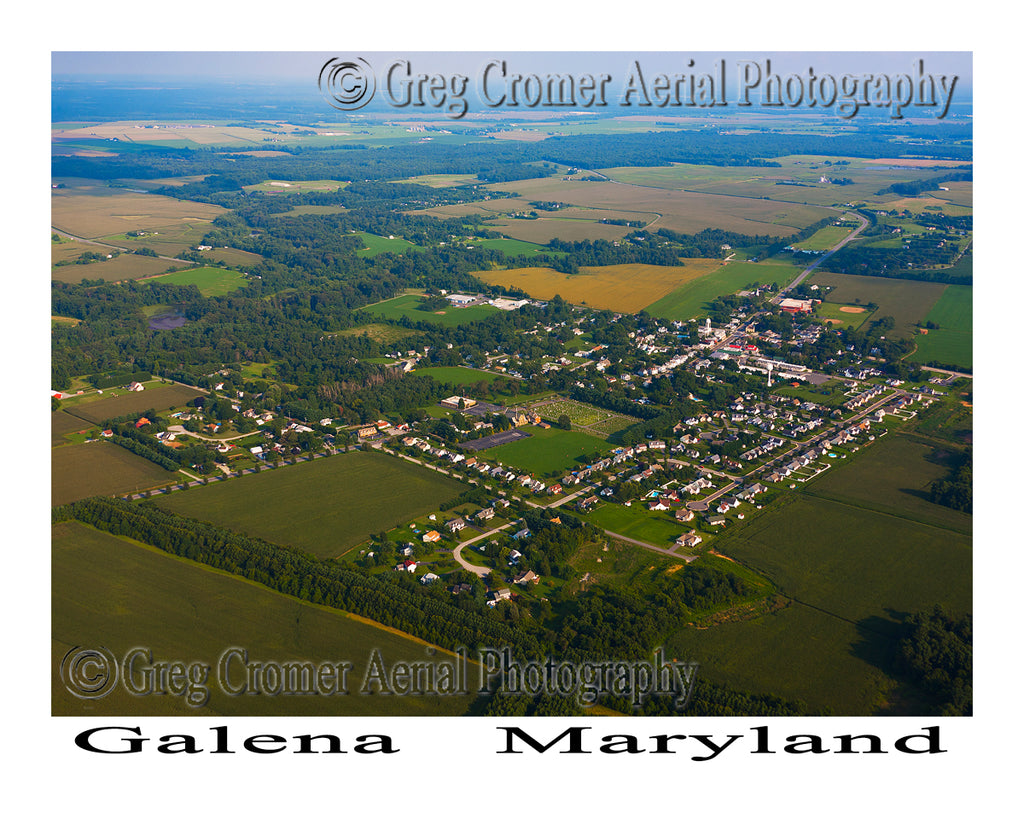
355 232 425 257
791 224 854 251
153 450 466 557
149 265 247 296
52 521 475 716
473 237 565 257
52 441 178 506
814 301 873 330
666 599 895 714
908 284 972 369
243 179 349 194
645 260 800 320
802 432 971 534
412 366 506 386
722 493 970 625
584 502 691 549
52 409 94 446
672 428 972 714
361 293 498 326
486 425 614 477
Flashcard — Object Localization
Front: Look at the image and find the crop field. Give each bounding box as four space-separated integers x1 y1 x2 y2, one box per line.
602 156 958 207
52 409 94 446
269 204 349 217
910 330 973 370
51 121 312 148
645 260 800 320
665 599 894 714
809 271 947 336
485 175 832 236
52 442 177 506
485 215 637 244
52 521 475 716
720 493 970 625
153 450 466 558
881 185 973 216
149 265 247 297
51 249 190 283
802 432 971 534
62 383 206 425
908 284 972 369
662 425 971 714
486 425 615 477
361 293 498 326
397 173 480 187
355 232 425 256
51 189 226 240
477 261 723 313
419 174 830 237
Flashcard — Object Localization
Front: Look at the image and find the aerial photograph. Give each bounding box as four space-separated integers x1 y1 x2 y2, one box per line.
50 50 972 723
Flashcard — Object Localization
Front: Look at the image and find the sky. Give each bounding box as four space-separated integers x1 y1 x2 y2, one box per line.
52 51 972 91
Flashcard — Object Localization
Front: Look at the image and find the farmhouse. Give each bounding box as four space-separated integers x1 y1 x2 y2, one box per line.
445 517 466 533
422 530 441 543
675 532 703 548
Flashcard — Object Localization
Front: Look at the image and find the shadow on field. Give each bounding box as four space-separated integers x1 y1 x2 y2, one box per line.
849 609 931 715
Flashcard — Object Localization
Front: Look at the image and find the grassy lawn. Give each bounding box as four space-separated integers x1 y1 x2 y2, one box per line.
52 521 475 716
583 502 691 549
153 450 466 558
486 425 614 477
814 301 873 331
411 366 506 386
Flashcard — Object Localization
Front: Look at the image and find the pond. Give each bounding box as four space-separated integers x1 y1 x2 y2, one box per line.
149 311 187 330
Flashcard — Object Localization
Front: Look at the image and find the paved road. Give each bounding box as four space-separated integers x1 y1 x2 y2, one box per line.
602 530 697 562
451 524 511 576
779 210 869 294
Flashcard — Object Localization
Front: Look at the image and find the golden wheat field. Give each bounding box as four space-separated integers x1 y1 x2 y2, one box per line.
477 260 725 313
